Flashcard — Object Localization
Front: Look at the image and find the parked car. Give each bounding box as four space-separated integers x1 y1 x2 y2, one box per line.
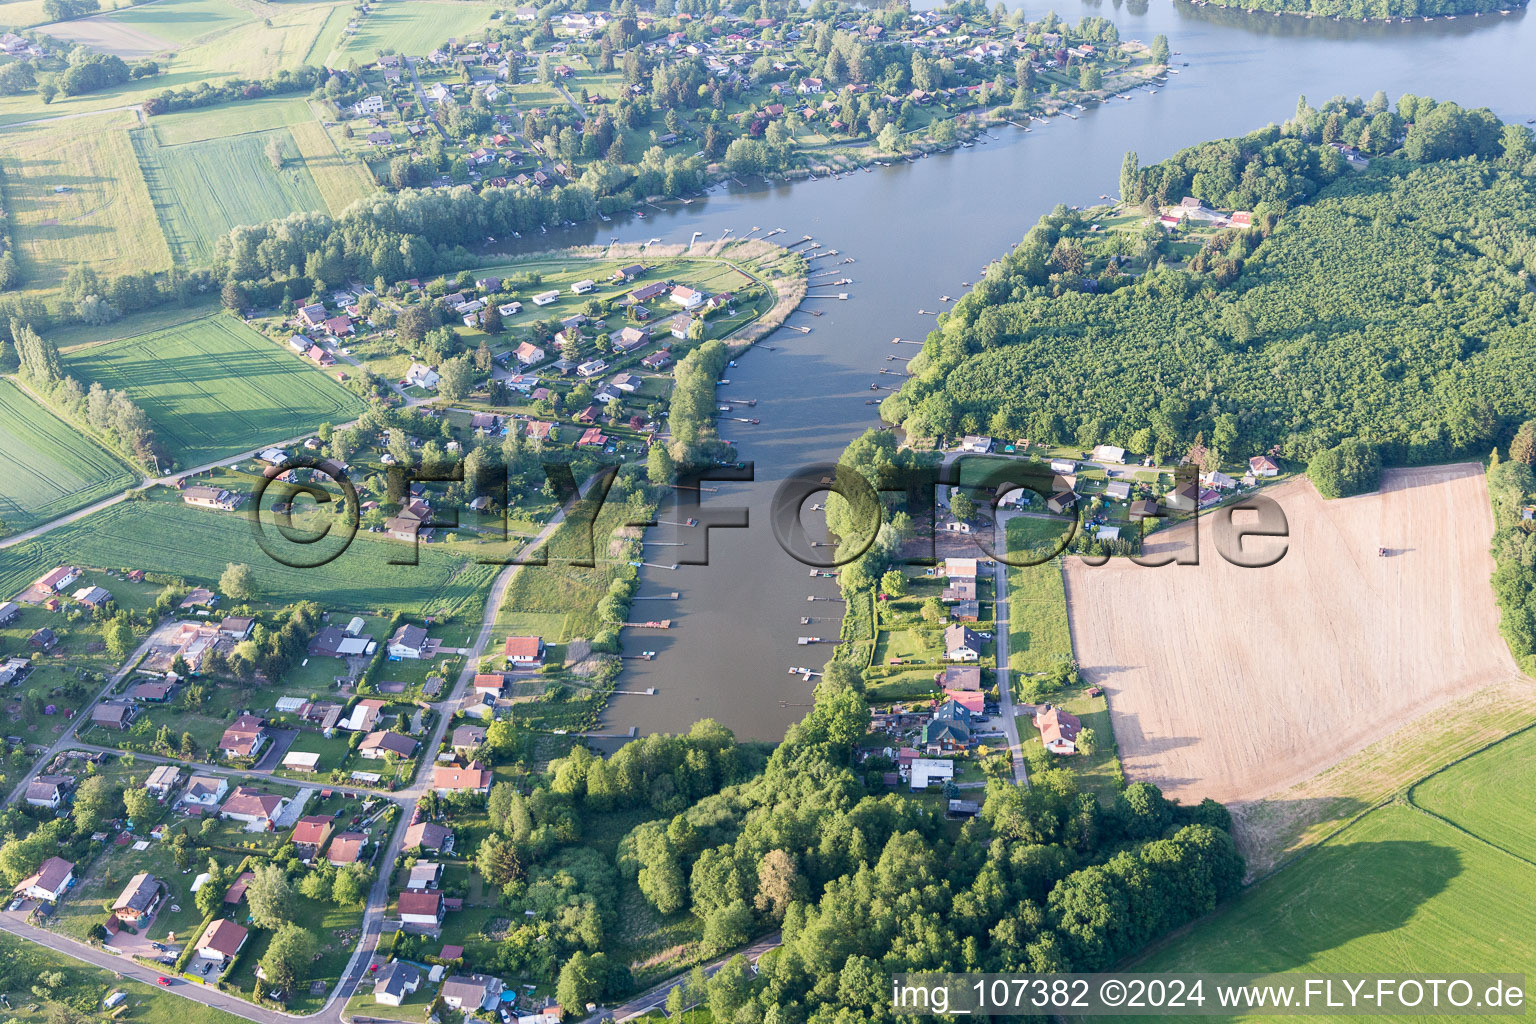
156 977 172 987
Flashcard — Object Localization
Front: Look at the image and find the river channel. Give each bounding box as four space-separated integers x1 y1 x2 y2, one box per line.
501 0 1536 741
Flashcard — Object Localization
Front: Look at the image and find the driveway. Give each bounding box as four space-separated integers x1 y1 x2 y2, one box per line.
253 727 299 771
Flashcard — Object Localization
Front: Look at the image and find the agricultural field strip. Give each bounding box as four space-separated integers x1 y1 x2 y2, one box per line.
0 380 137 529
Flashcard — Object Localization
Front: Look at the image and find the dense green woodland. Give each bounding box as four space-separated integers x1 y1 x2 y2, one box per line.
521 698 1243 1021
883 95 1536 470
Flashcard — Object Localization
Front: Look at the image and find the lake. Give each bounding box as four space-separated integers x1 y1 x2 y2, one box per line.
506 0 1536 741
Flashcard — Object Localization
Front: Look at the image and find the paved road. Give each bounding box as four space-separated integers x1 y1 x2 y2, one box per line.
583 932 783 1023
990 509 1032 788
405 58 447 138
2 628 165 806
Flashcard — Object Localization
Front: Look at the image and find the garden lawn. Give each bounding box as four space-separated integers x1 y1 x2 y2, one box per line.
0 111 172 289
132 127 329 264
0 379 137 531
225 896 365 1013
1004 517 1074 676
149 95 315 146
1126 803 1536 1018
326 0 495 63
289 117 377 214
1410 725 1536 862
63 313 365 467
0 500 477 617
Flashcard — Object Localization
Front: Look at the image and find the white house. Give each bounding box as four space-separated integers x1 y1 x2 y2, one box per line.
1249 455 1280 477
532 289 560 306
13 857 74 902
373 962 422 1006
1049 458 1076 474
670 285 706 309
182 774 228 807
1091 444 1126 464
571 279 595 294
577 359 607 378
406 363 440 390
908 758 954 790
430 82 451 103
354 94 384 115
944 624 982 662
388 623 429 659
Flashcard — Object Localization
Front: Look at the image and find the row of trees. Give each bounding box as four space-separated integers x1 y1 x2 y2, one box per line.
9 319 162 468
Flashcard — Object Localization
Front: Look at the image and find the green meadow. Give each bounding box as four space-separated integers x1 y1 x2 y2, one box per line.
326 0 495 64
0 379 137 531
132 127 329 264
64 314 365 468
0 498 486 617
1125 733 1536 1020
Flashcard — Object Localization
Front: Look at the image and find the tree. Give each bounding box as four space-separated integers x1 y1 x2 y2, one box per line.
220 562 258 601
557 951 604 1014
1075 727 1097 756
438 354 474 401
754 849 800 919
101 614 135 662
72 775 119 833
950 491 976 522
265 135 284 169
879 569 907 597
1308 439 1380 499
123 786 157 824
1150 34 1170 64
1119 150 1139 202
920 597 945 623
259 923 316 996
647 443 675 486
332 864 369 905
477 832 522 886
1510 421 1536 465
700 899 753 954
246 863 294 929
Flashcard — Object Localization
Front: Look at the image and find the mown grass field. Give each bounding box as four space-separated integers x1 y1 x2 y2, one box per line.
64 314 365 466
99 0 250 44
0 111 172 288
133 126 329 263
326 0 494 63
0 498 481 615
1411 725 1536 862
289 117 376 214
0 379 137 531
1128 734 1536 1019
1004 516 1074 676
149 94 314 146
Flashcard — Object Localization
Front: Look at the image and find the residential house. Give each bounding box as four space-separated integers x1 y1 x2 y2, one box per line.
111 873 160 924
1164 480 1199 511
182 774 228 807
91 701 137 731
34 566 82 594
432 763 491 796
641 349 672 370
14 857 74 902
452 725 487 755
944 624 982 662
669 313 695 340
614 263 645 282
959 435 993 453
513 341 545 365
219 786 288 828
29 627 58 650
405 363 440 390
576 358 607 378
195 919 248 964
1034 706 1082 754
670 285 706 309
921 699 973 754
939 666 981 691
342 698 387 732
1249 455 1280 477
1129 499 1160 520
373 961 422 1007
628 281 670 304
326 833 366 866
571 278 596 294
0 601 18 625
218 616 253 641
940 578 976 603
145 764 181 797
944 557 978 580
1202 470 1237 491
1105 480 1132 501
354 94 385 115
1046 490 1078 515
290 815 334 860
1091 444 1126 464
397 890 444 930
441 975 504 1012
403 821 453 853
613 326 650 352
388 624 429 660
219 715 268 760
1049 458 1077 475
25 777 67 810
359 730 417 760
504 635 545 666
183 485 240 511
